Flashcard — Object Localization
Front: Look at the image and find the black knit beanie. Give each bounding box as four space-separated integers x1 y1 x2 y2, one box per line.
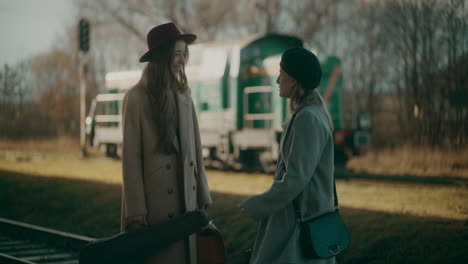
280 47 322 89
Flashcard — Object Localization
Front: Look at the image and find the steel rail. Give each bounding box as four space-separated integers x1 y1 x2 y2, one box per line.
0 217 95 264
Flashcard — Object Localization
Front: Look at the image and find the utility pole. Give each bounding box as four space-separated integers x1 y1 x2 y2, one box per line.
79 18 90 158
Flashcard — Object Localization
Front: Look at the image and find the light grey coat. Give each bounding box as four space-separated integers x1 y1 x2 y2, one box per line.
120 83 212 264
242 91 336 264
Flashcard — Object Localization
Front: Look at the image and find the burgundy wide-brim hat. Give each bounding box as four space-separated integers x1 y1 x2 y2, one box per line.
139 22 197 63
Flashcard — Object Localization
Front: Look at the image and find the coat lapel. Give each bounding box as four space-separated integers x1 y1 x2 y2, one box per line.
279 118 291 159
279 105 306 163
176 91 192 212
171 132 180 153
177 91 190 163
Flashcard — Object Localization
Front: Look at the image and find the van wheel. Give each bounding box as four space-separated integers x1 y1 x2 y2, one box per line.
106 144 117 158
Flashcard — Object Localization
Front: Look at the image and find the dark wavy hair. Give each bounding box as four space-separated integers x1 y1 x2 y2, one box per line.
141 40 189 154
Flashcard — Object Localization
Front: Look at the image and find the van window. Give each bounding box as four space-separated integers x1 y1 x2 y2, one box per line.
94 100 120 127
95 101 119 116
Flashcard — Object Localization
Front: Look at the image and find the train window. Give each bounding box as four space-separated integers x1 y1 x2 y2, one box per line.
263 55 281 76
249 65 262 76
243 55 281 79
247 92 272 113
201 102 209 111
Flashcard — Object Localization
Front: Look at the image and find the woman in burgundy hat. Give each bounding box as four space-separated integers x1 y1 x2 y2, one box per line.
120 22 212 264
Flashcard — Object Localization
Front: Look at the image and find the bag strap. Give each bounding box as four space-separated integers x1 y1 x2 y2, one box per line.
293 177 339 223
285 107 338 223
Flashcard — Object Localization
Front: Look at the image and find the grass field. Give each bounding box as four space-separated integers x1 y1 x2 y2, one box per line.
1 149 467 220
347 145 468 180
1 148 468 263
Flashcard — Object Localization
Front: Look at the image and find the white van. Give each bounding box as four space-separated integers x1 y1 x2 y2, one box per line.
86 70 141 157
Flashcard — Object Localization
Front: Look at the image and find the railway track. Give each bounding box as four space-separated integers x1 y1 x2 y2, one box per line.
0 217 94 264
0 217 251 264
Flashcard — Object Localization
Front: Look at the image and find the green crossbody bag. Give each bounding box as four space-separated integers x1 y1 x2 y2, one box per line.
286 106 350 259
293 178 350 259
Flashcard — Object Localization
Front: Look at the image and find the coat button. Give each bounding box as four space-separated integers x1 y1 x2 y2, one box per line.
193 185 196 191
168 213 174 218
190 161 194 166
168 188 173 194
166 163 171 170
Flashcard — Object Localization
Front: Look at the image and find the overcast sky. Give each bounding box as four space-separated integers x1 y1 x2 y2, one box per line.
0 0 76 66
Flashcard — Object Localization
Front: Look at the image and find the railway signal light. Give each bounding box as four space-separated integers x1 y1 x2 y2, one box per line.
79 18 90 53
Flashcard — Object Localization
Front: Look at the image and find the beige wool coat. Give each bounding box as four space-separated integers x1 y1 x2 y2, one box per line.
120 83 212 264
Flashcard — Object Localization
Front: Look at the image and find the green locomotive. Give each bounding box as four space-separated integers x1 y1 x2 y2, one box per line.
186 34 370 172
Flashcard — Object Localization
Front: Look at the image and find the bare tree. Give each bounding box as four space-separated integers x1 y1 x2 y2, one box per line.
14 61 30 118
0 61 40 138
285 0 344 44
352 0 468 148
0 65 22 116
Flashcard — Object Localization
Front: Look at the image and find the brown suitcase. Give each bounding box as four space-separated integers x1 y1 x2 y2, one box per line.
197 221 226 264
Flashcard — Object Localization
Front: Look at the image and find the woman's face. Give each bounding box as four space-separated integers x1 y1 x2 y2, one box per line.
276 68 296 98
172 40 188 75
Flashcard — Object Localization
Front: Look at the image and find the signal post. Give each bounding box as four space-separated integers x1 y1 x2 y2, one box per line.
79 18 90 158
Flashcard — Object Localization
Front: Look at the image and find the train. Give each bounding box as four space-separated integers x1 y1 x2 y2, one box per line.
86 34 371 172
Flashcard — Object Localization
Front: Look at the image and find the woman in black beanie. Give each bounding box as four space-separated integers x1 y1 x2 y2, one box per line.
241 47 336 263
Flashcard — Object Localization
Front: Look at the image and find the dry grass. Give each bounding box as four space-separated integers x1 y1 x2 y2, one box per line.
347 145 468 179
0 136 80 152
3 137 467 179
0 149 121 184
1 149 467 221
338 179 468 220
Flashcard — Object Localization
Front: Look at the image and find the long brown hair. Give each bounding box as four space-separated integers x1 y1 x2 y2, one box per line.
140 40 189 154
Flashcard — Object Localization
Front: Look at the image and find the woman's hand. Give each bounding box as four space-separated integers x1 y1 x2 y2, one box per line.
126 215 148 229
